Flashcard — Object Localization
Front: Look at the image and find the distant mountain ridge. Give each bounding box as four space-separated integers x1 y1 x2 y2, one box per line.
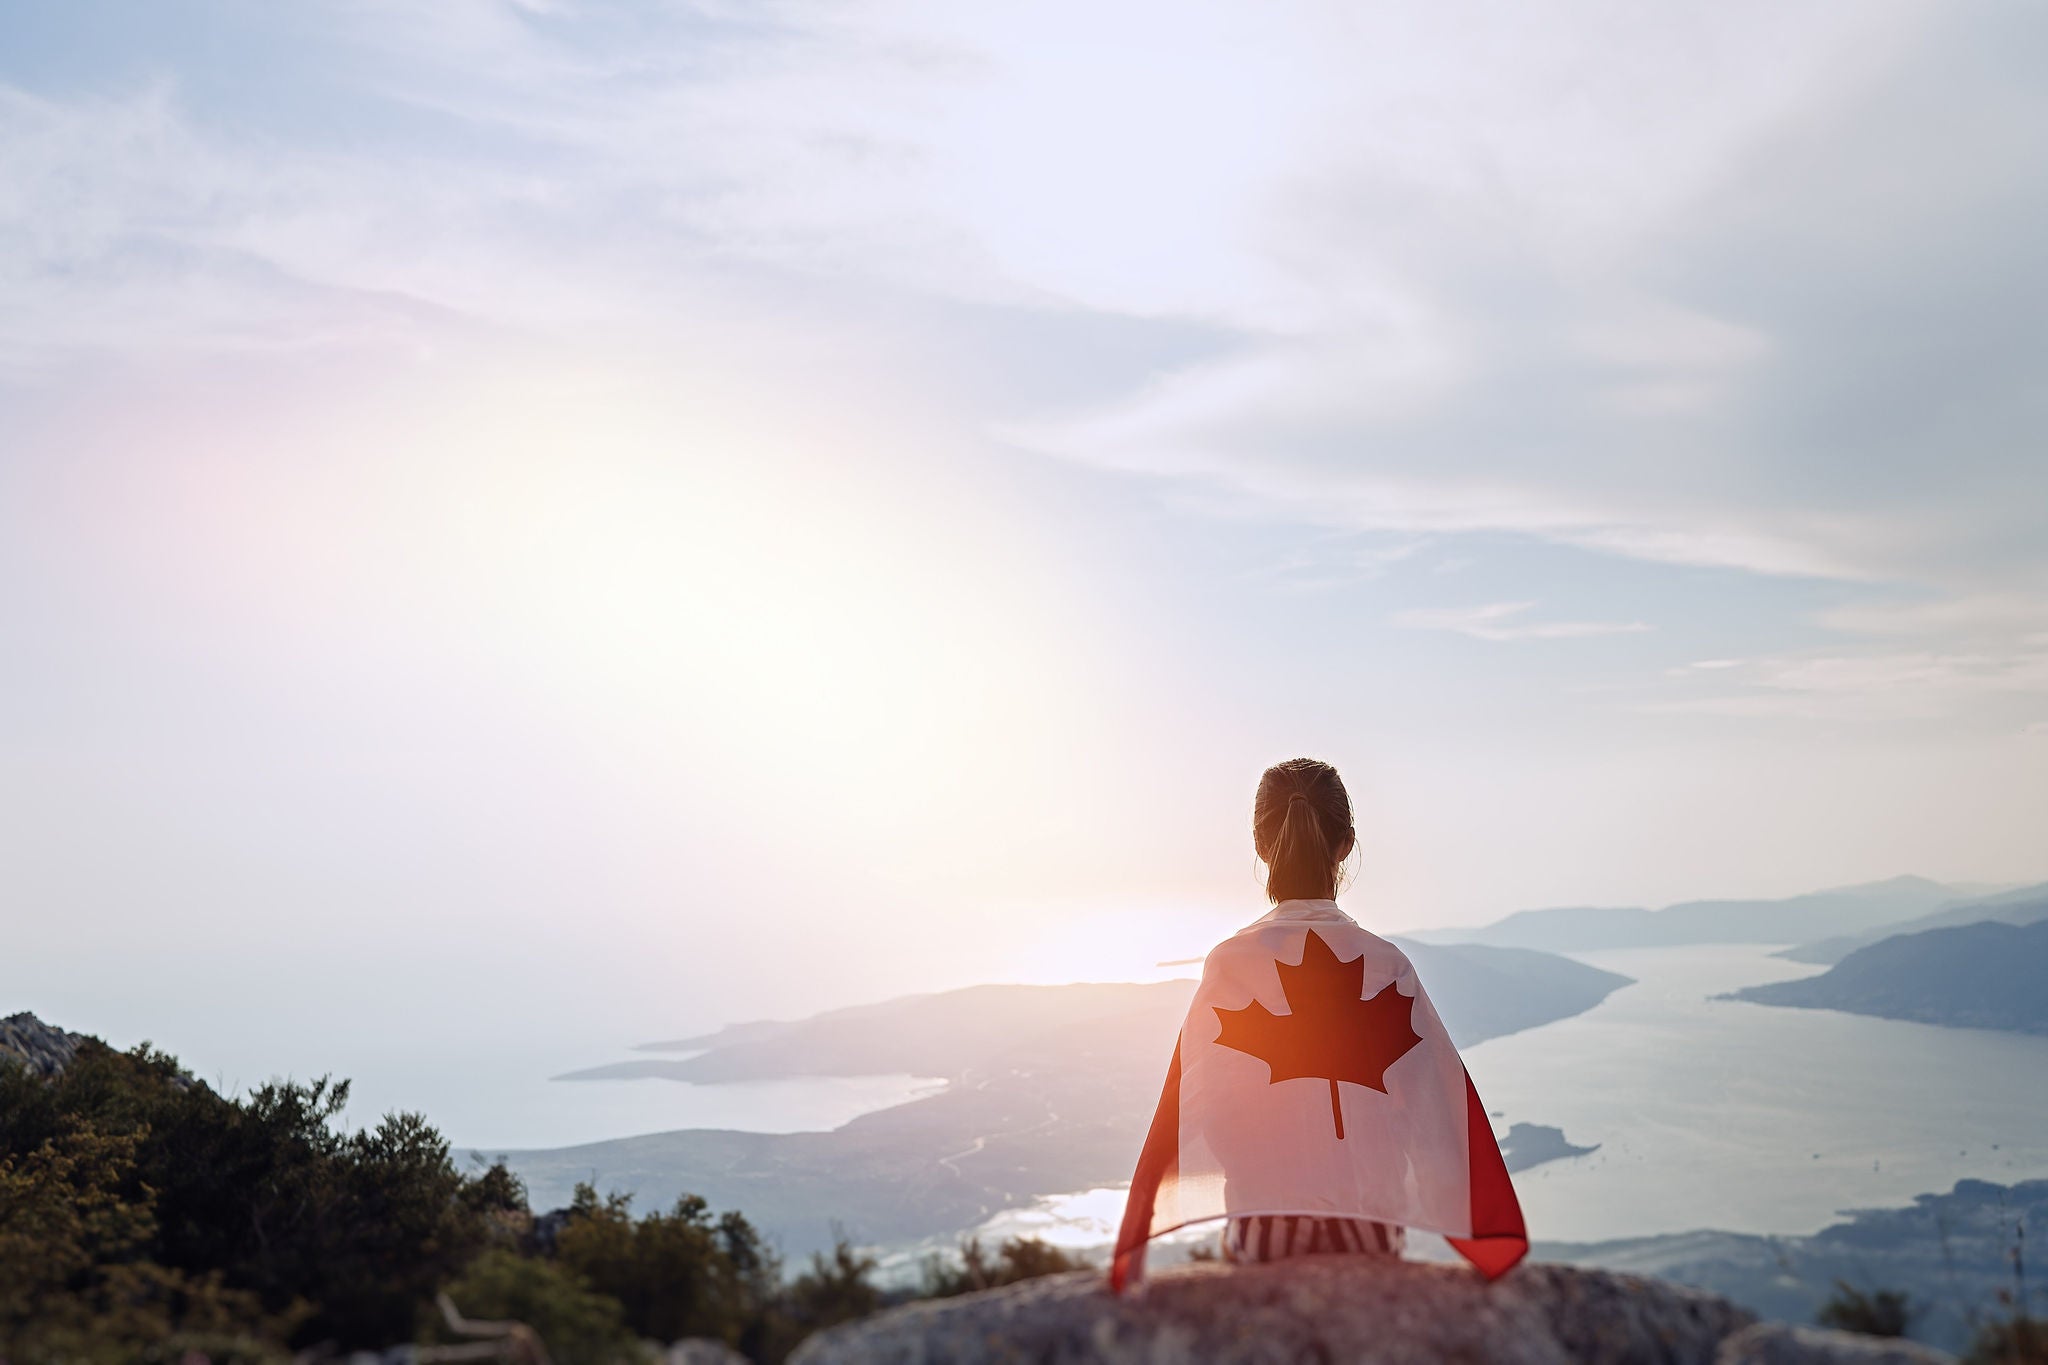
572 939 1631 1085
1774 882 2048 965
524 940 1628 1255
1411 875 1969 952
1728 918 2048 1035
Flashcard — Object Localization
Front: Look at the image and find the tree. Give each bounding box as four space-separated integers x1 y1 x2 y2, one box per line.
552 1184 778 1348
0 1038 528 1351
783 1239 881 1333
918 1236 1089 1298
0 1124 281 1363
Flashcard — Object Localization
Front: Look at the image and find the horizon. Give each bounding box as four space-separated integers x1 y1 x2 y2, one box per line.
9 865 2029 1148
6 1 2048 1147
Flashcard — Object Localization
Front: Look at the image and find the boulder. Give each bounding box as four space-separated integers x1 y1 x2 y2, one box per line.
663 1340 752 1365
0 1012 83 1079
791 1257 1758 1365
1714 1324 1956 1365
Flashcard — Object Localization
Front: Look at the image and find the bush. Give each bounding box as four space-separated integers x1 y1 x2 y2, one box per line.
434 1250 644 1365
0 1123 286 1363
0 1040 525 1353
0 1034 906 1363
918 1236 1089 1298
783 1239 882 1335
1969 1316 2048 1365
1817 1280 1915 1337
552 1183 779 1349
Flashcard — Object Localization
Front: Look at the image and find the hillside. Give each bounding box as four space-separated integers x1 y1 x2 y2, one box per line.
521 943 1628 1256
1775 882 2048 965
1728 919 2048 1035
1413 875 1964 952
583 939 1631 1085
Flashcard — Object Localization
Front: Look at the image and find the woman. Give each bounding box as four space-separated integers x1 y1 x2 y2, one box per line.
1110 758 1527 1289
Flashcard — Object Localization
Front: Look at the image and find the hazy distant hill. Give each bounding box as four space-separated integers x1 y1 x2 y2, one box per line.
1412 875 1964 952
1775 882 2048 965
517 941 1627 1256
1729 919 2048 1035
566 939 1630 1085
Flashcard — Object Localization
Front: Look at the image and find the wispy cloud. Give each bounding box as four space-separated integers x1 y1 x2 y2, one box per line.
1650 646 2048 722
1393 601 1651 642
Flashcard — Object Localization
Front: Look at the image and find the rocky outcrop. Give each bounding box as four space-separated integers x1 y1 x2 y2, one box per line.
791 1257 1771 1365
1715 1323 1957 1365
661 1341 751 1365
0 1011 83 1079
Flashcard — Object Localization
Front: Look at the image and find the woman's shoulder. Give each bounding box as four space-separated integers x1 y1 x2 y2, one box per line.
1209 909 1416 974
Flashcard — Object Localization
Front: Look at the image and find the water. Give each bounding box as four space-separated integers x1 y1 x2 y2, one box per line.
966 945 2048 1249
1466 944 2048 1242
450 1069 946 1153
970 1186 1129 1251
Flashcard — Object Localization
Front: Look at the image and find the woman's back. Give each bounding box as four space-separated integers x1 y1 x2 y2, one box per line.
1109 761 1527 1289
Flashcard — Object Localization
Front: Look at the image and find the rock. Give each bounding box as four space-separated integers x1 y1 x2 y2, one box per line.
529 1206 577 1256
663 1340 751 1365
0 1012 84 1079
1715 1324 1957 1365
1499 1122 1600 1173
790 1256 1757 1365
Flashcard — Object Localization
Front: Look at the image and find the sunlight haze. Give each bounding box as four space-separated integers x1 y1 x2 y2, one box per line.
4 0 2047 1133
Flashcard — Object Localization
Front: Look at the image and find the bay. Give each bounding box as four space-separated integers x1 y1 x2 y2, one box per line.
1466 943 2048 1241
958 944 2048 1253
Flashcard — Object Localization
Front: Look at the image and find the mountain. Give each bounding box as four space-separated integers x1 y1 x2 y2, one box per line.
514 942 1628 1256
587 939 1631 1085
1412 875 1965 952
1728 918 2048 1035
1775 882 2048 965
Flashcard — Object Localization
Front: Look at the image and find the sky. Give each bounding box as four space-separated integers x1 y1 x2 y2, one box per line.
3 0 2047 1130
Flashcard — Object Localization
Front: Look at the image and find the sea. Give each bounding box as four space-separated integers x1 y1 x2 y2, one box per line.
961 944 2048 1251
440 943 2048 1249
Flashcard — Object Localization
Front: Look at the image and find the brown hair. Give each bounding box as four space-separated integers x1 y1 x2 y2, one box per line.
1253 757 1355 903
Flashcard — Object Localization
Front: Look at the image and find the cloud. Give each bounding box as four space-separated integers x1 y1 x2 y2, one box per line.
996 2 2048 598
1393 601 1651 642
4 0 2045 610
1649 643 2048 722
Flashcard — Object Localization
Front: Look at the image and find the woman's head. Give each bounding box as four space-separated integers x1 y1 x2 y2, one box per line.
1252 758 1356 903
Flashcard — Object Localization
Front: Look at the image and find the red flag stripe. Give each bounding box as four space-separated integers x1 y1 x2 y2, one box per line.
1444 1069 1529 1279
1109 1036 1181 1292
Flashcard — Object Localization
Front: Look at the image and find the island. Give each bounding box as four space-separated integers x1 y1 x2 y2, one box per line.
1728 919 2048 1036
503 941 1629 1257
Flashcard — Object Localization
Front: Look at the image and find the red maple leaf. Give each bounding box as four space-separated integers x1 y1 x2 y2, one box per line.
1212 929 1423 1139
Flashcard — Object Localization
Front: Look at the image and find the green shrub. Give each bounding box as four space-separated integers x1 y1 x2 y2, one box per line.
0 1123 288 1363
0 1040 524 1352
1817 1280 1915 1337
0 1035 909 1363
782 1239 882 1336
918 1236 1089 1298
434 1249 644 1365
552 1183 780 1349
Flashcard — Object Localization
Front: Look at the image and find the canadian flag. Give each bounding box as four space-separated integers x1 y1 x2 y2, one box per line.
1110 900 1527 1289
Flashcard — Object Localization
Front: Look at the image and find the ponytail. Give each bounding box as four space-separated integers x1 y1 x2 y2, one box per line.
1252 760 1354 903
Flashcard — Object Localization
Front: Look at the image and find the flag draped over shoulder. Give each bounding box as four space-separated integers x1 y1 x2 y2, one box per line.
1110 900 1527 1290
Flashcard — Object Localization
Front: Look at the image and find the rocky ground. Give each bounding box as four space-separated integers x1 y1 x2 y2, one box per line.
788 1257 1956 1365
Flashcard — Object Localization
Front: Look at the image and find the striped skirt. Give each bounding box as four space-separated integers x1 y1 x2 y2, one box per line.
1223 1214 1405 1264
